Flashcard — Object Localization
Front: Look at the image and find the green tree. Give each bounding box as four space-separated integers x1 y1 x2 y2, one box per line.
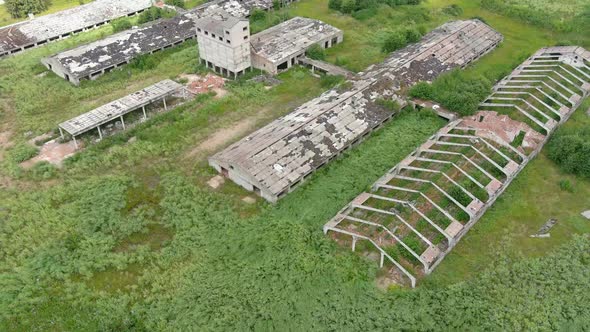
5 0 51 18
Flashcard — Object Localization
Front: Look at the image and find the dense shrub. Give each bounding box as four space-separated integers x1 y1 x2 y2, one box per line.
306 44 326 60
547 127 590 179
111 18 132 33
250 9 267 21
5 0 49 18
381 27 423 53
320 74 345 88
165 0 186 9
7 143 39 163
442 4 463 16
409 70 492 116
137 7 175 25
29 161 58 180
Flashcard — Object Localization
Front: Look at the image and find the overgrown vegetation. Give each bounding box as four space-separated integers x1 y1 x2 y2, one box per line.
165 0 186 9
1 0 590 329
481 0 590 33
4 0 49 18
381 26 423 53
547 126 590 179
137 6 176 25
409 70 492 116
328 0 422 14
111 18 132 33
306 44 326 60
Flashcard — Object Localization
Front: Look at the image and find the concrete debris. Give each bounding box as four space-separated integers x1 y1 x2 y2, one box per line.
207 175 225 189
582 211 590 220
210 19 504 203
242 196 257 204
530 218 557 237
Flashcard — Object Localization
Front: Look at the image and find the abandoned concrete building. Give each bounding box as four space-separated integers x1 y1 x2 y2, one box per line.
250 17 343 74
323 46 590 287
0 0 152 57
41 14 198 85
195 13 251 78
39 0 301 84
58 79 187 148
209 19 503 203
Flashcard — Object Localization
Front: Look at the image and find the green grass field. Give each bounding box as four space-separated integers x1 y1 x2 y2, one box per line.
1 0 590 330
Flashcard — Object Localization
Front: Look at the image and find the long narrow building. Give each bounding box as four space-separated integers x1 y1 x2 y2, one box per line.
0 0 152 57
209 20 503 203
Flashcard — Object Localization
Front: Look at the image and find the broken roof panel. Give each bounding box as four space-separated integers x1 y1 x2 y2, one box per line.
59 79 183 136
42 14 197 80
210 20 503 201
251 17 343 64
0 0 152 55
40 0 283 82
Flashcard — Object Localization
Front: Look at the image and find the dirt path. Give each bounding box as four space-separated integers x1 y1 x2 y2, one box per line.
185 116 258 159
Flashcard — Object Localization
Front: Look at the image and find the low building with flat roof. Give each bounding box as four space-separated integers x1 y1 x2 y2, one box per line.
209 20 503 203
250 17 343 74
0 0 152 57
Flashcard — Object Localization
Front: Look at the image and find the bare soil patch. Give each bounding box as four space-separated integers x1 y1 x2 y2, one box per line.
20 139 79 169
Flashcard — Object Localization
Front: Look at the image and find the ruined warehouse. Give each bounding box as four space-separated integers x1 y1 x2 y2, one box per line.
41 14 198 85
58 79 186 148
324 46 590 287
250 17 343 74
40 0 300 84
209 20 503 203
0 0 152 57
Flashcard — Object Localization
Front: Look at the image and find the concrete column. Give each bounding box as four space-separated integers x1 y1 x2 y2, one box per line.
163 97 168 111
120 116 126 130
97 125 103 140
380 252 384 268
351 237 357 252
59 127 64 140
73 136 78 149
142 105 147 120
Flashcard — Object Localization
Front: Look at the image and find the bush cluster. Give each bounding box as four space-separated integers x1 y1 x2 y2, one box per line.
381 27 423 53
4 0 49 18
547 127 590 179
111 18 132 33
409 70 492 116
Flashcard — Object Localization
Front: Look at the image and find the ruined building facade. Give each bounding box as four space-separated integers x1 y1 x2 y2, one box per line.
195 13 252 78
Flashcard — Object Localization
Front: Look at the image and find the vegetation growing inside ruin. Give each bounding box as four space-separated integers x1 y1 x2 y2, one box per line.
409 70 493 116
1 0 590 330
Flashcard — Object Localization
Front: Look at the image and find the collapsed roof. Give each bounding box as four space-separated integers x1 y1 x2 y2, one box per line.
209 20 503 202
250 17 343 65
40 0 294 83
324 46 590 287
0 0 152 56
